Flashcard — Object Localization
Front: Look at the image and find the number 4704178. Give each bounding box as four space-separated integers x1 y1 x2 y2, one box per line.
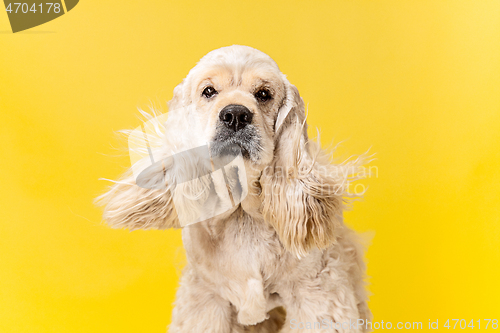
444 319 498 329
6 3 62 14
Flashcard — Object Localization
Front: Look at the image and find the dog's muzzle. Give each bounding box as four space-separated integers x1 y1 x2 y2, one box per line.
211 104 261 162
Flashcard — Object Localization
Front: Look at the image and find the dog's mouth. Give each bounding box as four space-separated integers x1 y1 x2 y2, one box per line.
211 125 261 162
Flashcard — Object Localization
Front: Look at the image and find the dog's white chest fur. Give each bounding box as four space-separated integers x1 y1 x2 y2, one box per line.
182 207 288 324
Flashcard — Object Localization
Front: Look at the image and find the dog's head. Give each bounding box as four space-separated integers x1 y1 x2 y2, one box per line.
98 45 354 258
168 45 297 170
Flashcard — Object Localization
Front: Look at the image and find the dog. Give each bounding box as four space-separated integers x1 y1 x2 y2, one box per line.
96 45 371 332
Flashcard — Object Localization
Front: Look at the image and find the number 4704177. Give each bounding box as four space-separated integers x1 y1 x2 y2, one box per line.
6 3 62 14
444 319 498 329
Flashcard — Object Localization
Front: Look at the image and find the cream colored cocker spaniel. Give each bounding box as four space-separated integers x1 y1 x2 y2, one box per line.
97 45 371 333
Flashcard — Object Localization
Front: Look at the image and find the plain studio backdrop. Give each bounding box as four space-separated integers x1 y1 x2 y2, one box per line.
0 1 499 332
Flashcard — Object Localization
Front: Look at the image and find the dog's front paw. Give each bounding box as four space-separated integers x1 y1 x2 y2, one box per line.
237 308 269 326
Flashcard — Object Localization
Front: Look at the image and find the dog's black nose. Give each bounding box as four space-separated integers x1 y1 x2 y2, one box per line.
219 105 253 132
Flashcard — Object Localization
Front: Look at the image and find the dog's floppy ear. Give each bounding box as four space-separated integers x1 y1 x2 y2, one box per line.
95 169 180 230
261 77 346 258
94 82 190 231
274 76 298 132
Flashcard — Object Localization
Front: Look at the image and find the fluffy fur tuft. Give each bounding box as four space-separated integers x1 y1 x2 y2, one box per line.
95 170 180 230
261 81 366 258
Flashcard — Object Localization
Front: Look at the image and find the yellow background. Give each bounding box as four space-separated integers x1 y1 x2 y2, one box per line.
1 1 499 332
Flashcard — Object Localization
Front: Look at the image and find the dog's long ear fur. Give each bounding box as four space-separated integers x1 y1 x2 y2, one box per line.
94 83 188 231
261 77 348 258
95 170 180 230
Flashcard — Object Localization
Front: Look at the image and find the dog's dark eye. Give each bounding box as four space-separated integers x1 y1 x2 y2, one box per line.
202 86 218 99
255 89 272 102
